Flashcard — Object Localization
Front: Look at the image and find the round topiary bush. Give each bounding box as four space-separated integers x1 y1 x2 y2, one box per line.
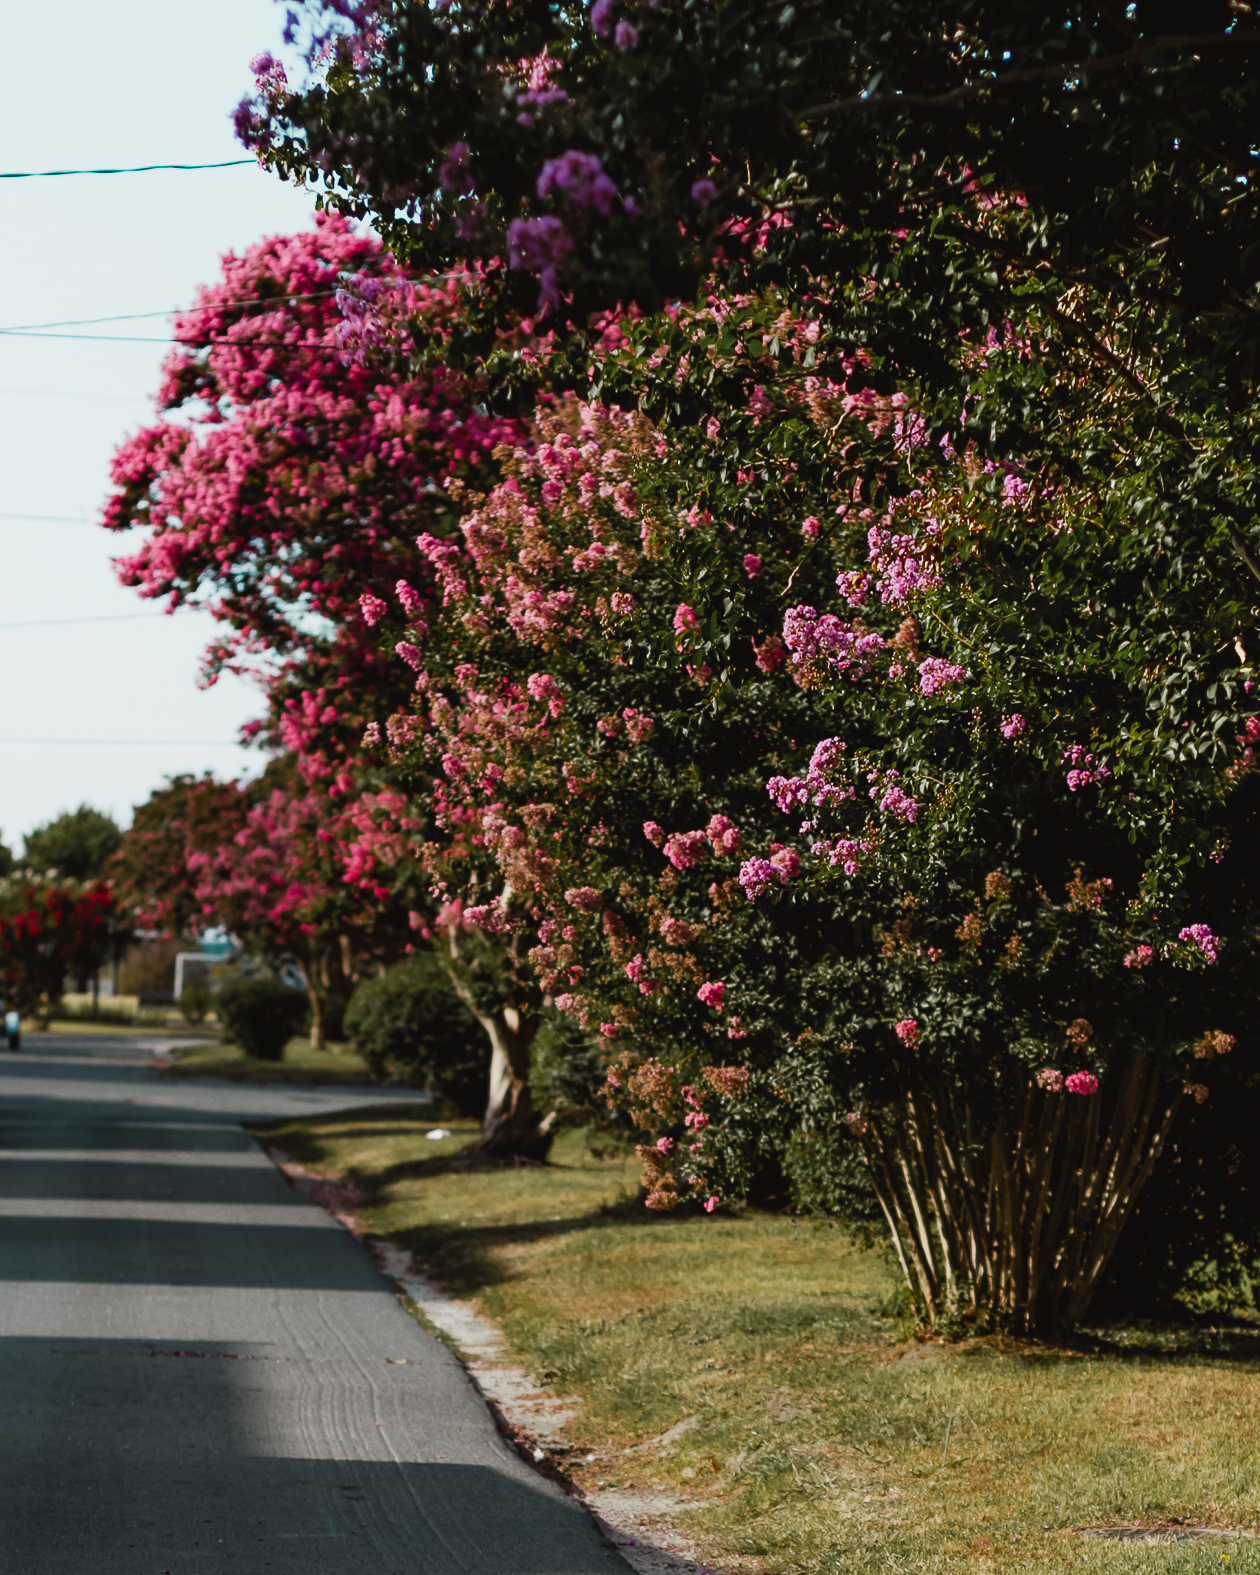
344 952 484 1111
216 976 308 1062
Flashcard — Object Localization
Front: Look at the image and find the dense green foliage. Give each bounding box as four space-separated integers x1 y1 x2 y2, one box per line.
344 952 485 1111
23 805 122 882
216 975 310 1061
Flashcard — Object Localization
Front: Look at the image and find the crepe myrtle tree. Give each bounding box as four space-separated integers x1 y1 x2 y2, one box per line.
115 770 420 1050
101 212 523 784
0 879 116 1028
349 281 1259 1332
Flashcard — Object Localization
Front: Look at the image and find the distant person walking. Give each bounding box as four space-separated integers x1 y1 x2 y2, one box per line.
3 1007 18 1051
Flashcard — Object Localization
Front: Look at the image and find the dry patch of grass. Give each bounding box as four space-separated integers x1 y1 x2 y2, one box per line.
254 1106 1260 1575
163 1036 376 1086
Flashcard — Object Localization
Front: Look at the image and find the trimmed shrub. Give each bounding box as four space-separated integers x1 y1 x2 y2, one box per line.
179 984 212 1025
344 952 483 1112
217 976 308 1062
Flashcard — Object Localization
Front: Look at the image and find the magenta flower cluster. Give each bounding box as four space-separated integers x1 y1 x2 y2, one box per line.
1062 745 1113 792
1178 924 1220 966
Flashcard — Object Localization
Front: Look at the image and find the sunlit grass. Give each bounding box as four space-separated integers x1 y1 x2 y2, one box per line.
254 1106 1260 1574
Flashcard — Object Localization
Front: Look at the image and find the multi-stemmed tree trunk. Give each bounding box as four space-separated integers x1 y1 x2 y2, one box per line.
856 1059 1183 1336
441 927 552 1162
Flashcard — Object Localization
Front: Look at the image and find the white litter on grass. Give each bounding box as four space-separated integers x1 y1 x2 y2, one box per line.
426 1128 452 1140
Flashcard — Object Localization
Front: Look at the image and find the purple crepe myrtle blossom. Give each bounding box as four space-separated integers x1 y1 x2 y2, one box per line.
615 20 639 49
537 150 618 214
505 216 572 310
1062 745 1113 792
738 856 787 901
590 0 618 34
1178 924 1220 966
918 657 967 697
438 141 474 194
1000 713 1028 739
691 178 718 207
870 771 919 823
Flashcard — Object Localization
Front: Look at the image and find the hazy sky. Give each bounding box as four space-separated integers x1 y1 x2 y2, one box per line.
0 1 322 855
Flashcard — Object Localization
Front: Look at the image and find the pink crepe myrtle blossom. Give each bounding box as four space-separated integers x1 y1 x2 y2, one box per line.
609 590 636 617
1178 924 1220 966
673 602 699 636
748 385 772 424
743 553 763 578
360 593 387 625
727 1016 748 1040
526 671 565 718
1036 1068 1064 1092
1184 1082 1210 1104
684 1110 709 1131
867 520 944 603
894 1018 920 1047
564 886 603 913
1193 1030 1235 1059
705 416 721 440
871 772 919 824
1000 713 1028 739
614 19 639 49
812 836 872 875
706 814 742 855
835 570 871 607
1124 944 1155 969
663 829 710 870
1065 1071 1099 1096
590 0 617 35
396 580 425 615
769 846 800 878
704 1194 720 1213
643 820 665 847
655 1136 674 1153
918 657 967 697
396 641 424 670
622 707 654 742
752 634 787 672
843 1112 869 1136
505 215 572 310
801 515 820 539
1062 745 1113 792
738 856 787 901
697 980 725 1010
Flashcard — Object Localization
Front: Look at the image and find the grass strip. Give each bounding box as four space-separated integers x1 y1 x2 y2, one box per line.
253 1105 1260 1575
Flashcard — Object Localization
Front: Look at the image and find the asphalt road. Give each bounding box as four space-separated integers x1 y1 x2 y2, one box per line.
0 1033 627 1574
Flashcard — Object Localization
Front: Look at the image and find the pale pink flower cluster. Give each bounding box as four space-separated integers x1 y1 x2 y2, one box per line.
360 593 387 625
526 671 565 717
1123 944 1154 969
843 1112 869 1136
1036 1068 1064 1092
1065 1071 1099 1096
396 641 424 670
1062 745 1112 792
396 579 425 615
564 886 603 913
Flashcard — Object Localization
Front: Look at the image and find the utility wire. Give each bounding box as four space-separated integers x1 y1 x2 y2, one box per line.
0 737 239 746
0 160 257 179
0 511 92 524
0 290 343 334
0 613 175 629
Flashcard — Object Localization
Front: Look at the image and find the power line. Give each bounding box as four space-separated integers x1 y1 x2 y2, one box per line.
0 613 174 629
0 511 92 524
0 290 344 335
0 160 257 179
0 737 240 746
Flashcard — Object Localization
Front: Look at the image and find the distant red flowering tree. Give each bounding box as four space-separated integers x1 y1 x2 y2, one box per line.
0 881 116 1027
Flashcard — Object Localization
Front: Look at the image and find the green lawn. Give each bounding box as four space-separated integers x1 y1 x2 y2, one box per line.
162 1036 378 1086
253 1107 1260 1575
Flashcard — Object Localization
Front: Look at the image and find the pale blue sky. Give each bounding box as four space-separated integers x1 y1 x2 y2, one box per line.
0 0 322 853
